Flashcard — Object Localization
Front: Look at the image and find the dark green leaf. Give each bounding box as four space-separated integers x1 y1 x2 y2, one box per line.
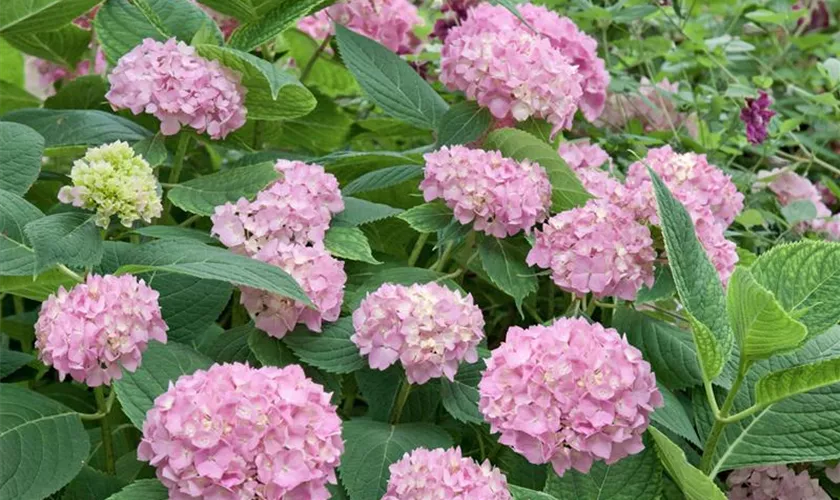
167 162 279 215
24 212 103 273
478 236 536 313
44 75 108 110
227 0 329 52
342 165 422 196
1 109 152 149
324 226 380 264
0 0 100 33
2 24 91 67
0 81 39 115
397 202 453 233
332 197 403 227
0 189 42 276
106 479 168 500
0 122 42 195
283 317 365 374
437 101 492 147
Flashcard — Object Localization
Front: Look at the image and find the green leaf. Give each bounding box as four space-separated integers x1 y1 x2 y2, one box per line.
727 266 807 361
196 44 316 120
0 348 33 379
284 29 358 98
543 437 662 500
0 122 42 195
332 197 403 227
106 479 168 500
397 202 453 233
199 323 260 364
635 265 676 304
324 226 380 264
437 101 492 147
0 81 39 115
755 356 840 407
96 0 222 63
2 23 91 67
439 357 485 424
247 328 297 367
131 226 217 245
343 165 422 196
0 189 42 276
24 212 102 273
354 365 402 421
44 75 109 110
1 109 152 150
0 269 76 300
227 0 329 52
131 134 168 168
479 235 536 313
648 427 726 500
649 168 732 382
750 241 840 336
144 273 232 344
612 307 704 390
340 419 453 500
167 162 279 215
510 485 557 500
0 0 99 33
114 341 213 428
0 384 90 500
651 384 701 447
282 317 365 374
484 128 591 212
0 38 24 86
272 93 353 154
61 465 126 500
117 240 311 305
335 24 449 130
781 199 817 225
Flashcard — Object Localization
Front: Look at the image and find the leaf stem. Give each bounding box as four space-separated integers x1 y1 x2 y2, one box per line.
407 233 429 267
58 264 84 283
94 386 116 475
700 359 749 474
390 376 412 424
300 35 332 84
162 134 191 218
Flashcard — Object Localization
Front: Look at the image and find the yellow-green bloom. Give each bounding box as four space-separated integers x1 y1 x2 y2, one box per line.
58 141 162 228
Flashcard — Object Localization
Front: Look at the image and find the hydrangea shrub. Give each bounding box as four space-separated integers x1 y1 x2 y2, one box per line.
2 1 840 500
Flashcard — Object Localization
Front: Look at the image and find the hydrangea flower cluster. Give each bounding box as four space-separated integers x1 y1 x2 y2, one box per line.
26 50 107 98
211 160 345 254
138 363 343 500
439 3 585 135
240 240 346 339
754 168 840 240
478 318 662 476
421 146 552 237
297 0 422 54
726 466 829 500
557 141 627 204
106 38 247 139
35 274 167 387
740 91 775 145
527 199 656 300
351 282 485 384
383 447 512 500
58 141 162 228
599 78 698 137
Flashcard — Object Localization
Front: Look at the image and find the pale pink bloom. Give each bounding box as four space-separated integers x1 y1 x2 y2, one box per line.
298 0 422 54
240 241 346 339
527 199 656 300
138 363 343 500
25 49 107 98
351 282 485 385
692 208 739 283
817 182 838 207
35 274 167 387
384 447 511 500
726 466 830 500
557 141 628 204
440 3 585 136
211 160 344 254
421 146 552 237
825 464 840 483
106 38 247 139
753 168 840 240
478 318 662 476
600 78 698 137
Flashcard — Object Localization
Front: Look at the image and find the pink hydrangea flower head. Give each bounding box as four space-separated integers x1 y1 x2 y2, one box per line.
26 49 107 98
478 318 663 476
527 199 656 300
517 4 610 121
383 447 512 500
726 466 830 500
692 208 739 283
240 240 346 339
623 145 744 227
106 38 247 139
211 160 344 254
351 282 485 385
138 363 343 500
753 168 837 237
298 0 422 54
817 182 838 208
557 141 628 204
421 146 552 237
440 3 584 136
34 274 167 387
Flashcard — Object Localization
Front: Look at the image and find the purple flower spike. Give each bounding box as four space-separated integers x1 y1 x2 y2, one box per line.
740 91 776 145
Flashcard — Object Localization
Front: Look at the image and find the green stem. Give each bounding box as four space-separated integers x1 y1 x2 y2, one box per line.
58 264 84 283
700 359 750 475
342 375 358 416
407 233 429 267
432 242 455 272
390 376 412 424
94 386 116 475
163 134 191 217
300 35 332 84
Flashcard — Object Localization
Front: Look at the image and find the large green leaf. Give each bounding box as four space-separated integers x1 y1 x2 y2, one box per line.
342 165 422 196
649 169 732 382
437 101 492 147
439 357 485 424
193 0 257 20
61 465 126 500
750 241 840 336
755 356 840 406
651 384 701 447
332 197 402 227
340 420 453 500
199 323 260 364
143 273 233 344
543 438 662 500
117 240 311 304
247 328 297 367
510 486 557 500
44 74 108 111
0 189 42 276
228 0 330 52
0 122 42 195
96 0 222 63
24 212 103 273
284 28 358 98
273 93 353 154
0 0 99 33
354 365 402 421
479 235 536 314
131 226 217 245
113 341 213 428
698 326 840 474
324 226 380 264
727 266 807 361
1 109 152 150
0 269 76 300
612 307 704 390
106 479 168 500
398 202 453 233
2 23 91 66
0 81 39 115
648 427 726 500
0 384 90 500
484 128 591 212
167 162 279 215
196 45 316 120
282 317 365 374
0 347 34 378
335 24 449 130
